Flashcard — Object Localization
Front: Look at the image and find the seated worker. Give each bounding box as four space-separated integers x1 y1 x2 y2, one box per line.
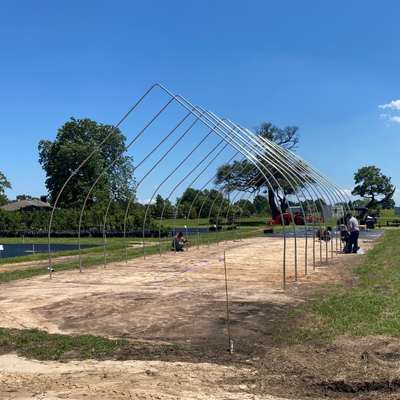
316 226 332 242
340 224 350 253
171 231 187 251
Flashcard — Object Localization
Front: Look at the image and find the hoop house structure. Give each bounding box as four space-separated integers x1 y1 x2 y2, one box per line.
47 83 352 293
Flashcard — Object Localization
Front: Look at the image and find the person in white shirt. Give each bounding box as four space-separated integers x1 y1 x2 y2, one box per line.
346 213 360 253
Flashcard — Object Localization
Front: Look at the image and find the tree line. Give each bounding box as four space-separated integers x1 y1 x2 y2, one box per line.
0 188 271 235
0 117 396 235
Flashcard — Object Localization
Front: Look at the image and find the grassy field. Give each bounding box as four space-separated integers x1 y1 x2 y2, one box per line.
0 225 265 283
0 326 204 362
292 228 400 341
0 215 269 264
380 209 396 219
160 215 267 227
377 208 400 226
0 327 128 361
159 217 209 226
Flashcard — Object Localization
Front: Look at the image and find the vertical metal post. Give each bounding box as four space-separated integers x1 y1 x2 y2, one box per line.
223 250 232 353
313 231 316 270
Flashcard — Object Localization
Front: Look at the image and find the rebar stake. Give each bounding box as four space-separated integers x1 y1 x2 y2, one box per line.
223 250 233 353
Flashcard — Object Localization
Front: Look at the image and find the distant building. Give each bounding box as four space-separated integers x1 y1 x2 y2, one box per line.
0 199 52 212
395 207 400 216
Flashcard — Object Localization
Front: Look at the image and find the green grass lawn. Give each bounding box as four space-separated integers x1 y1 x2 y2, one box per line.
377 208 400 227
0 327 128 361
0 225 265 283
0 215 268 264
159 217 210 226
158 215 268 227
291 228 400 341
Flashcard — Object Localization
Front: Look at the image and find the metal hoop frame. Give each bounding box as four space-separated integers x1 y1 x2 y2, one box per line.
47 83 349 291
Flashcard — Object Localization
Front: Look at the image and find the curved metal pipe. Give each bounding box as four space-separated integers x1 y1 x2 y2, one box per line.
141 115 223 258
77 98 192 271
122 107 201 262
183 153 241 248
156 138 229 254
250 128 351 257
215 120 321 274
199 115 305 280
47 83 163 274
60 82 348 289
229 123 331 268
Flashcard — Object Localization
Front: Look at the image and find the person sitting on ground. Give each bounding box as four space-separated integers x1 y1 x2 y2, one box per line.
340 224 350 252
346 212 360 254
316 226 332 242
171 231 187 252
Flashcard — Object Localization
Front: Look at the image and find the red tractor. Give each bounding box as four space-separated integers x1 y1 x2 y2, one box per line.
267 206 324 226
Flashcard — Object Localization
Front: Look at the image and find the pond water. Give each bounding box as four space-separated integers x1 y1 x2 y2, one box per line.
0 243 97 259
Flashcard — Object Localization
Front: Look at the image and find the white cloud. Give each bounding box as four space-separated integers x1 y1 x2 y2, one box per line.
339 188 357 200
389 116 400 124
379 99 400 110
379 100 400 125
340 188 352 197
394 190 399 205
138 198 156 205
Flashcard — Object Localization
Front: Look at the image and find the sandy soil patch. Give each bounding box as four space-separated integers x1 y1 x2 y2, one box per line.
0 236 373 343
0 353 290 400
0 235 381 400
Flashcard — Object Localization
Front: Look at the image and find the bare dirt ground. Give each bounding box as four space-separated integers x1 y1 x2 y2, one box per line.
1 234 393 400
0 353 287 400
0 236 352 337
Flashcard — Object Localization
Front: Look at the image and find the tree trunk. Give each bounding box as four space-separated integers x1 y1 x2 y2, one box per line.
280 197 289 213
268 188 281 219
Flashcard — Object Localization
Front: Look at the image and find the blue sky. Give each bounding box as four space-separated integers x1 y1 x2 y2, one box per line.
1 0 399 204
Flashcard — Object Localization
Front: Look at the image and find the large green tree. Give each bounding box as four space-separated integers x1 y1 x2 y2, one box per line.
234 199 256 217
151 194 174 218
0 171 11 205
352 165 396 211
215 122 308 218
175 188 229 220
16 194 36 201
38 118 135 208
253 194 271 215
